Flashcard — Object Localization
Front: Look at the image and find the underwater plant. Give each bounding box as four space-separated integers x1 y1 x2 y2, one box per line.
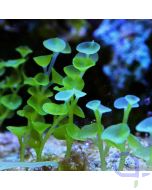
43 40 100 159
101 95 140 170
7 38 101 163
7 38 71 161
135 117 152 166
86 100 112 170
114 95 140 123
94 19 152 91
0 46 32 126
1 37 152 171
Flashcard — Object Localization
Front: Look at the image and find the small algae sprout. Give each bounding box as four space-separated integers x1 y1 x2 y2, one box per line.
114 95 140 123
127 132 152 170
0 46 32 127
37 37 71 75
105 95 140 170
5 38 152 171
102 123 130 170
42 40 100 159
75 40 100 64
6 38 101 164
48 40 100 158
7 105 52 162
7 37 71 162
86 100 112 170
76 40 100 55
44 89 86 158
5 37 152 173
136 117 152 138
101 95 140 170
136 117 152 166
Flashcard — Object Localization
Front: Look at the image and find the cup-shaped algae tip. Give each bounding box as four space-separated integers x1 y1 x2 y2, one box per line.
76 41 100 55
86 100 111 114
86 100 101 111
55 90 74 102
55 89 86 102
114 95 140 109
125 95 140 105
73 89 86 99
114 97 129 109
136 117 152 134
43 37 66 53
98 104 112 114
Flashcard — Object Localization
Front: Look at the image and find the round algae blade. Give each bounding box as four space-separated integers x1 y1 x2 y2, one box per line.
136 117 152 133
43 38 66 52
76 41 100 55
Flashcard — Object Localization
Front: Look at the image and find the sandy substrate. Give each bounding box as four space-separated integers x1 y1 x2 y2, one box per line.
0 132 150 171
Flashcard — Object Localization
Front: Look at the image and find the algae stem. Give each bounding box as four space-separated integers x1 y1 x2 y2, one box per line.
97 134 106 171
123 104 132 123
95 111 106 170
19 138 25 162
37 116 64 161
65 98 75 158
65 137 73 158
47 52 59 76
118 153 126 171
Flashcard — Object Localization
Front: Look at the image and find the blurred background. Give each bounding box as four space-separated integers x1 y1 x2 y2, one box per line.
0 19 152 134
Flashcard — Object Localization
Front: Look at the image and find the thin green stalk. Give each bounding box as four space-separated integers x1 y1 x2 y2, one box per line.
68 97 77 123
97 134 106 170
95 111 106 171
65 97 76 158
35 147 43 162
68 107 73 124
19 138 25 162
37 116 64 161
65 137 73 158
44 116 64 143
120 105 131 169
43 52 59 91
104 145 109 157
118 154 126 171
43 66 47 74
35 136 43 162
122 104 132 123
47 52 59 76
36 147 43 162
